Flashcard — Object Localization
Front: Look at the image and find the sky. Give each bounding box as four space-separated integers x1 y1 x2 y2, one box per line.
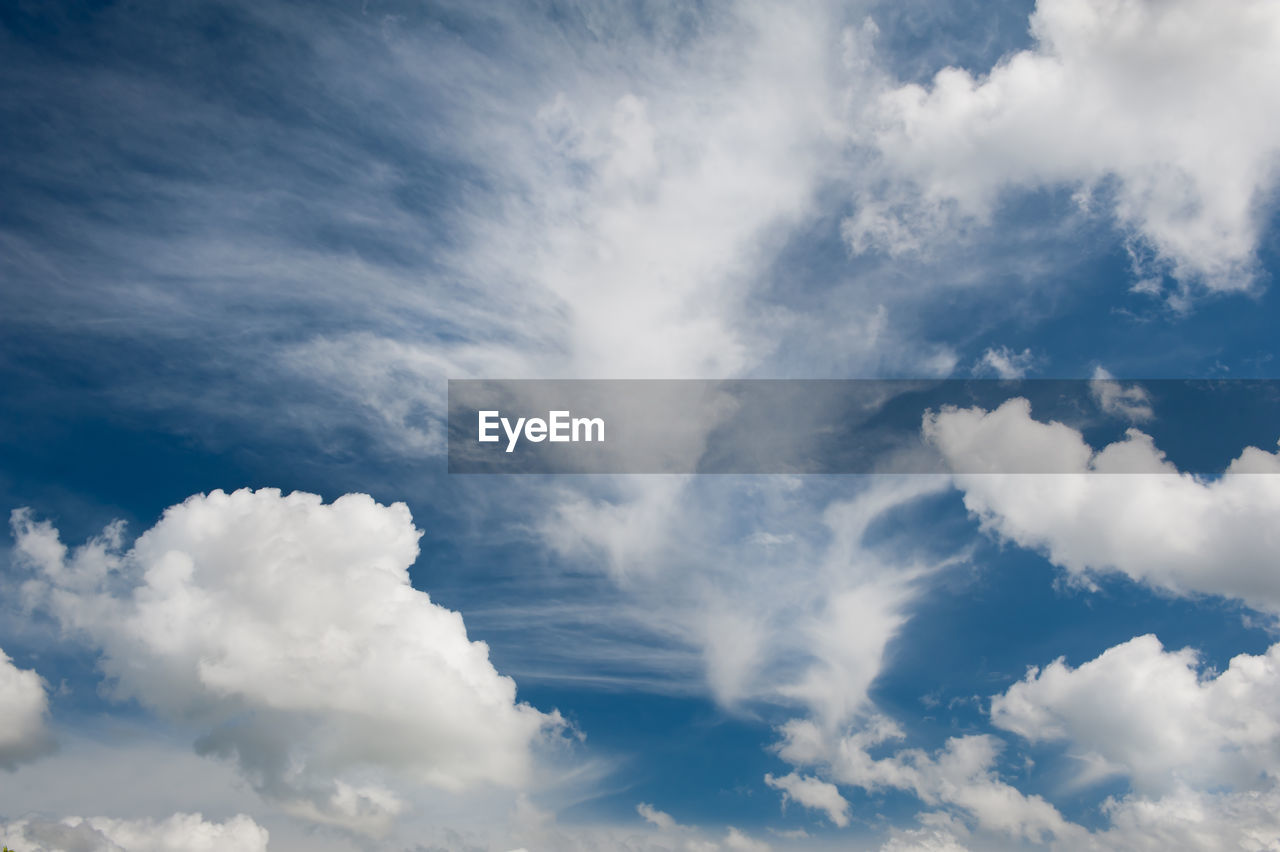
2 0 1280 850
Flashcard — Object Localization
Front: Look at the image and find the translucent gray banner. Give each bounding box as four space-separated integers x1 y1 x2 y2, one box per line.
446 379 1280 474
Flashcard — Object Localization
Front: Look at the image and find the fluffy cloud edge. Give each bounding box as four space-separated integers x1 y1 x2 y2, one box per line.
0 647 54 770
925 396 1280 610
0 812 268 852
9 488 565 834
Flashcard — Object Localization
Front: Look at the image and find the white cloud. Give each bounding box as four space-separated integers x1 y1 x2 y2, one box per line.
541 477 694 581
974 346 1037 379
636 802 677 831
503 2 841 381
878 812 972 852
0 725 658 852
925 397 1280 610
764 772 850 827
0 730 260 830
992 634 1280 795
534 475 955 714
1094 785 1280 852
923 397 1100 474
0 0 910 470
10 488 562 833
723 826 772 852
279 332 526 458
276 0 851 438
766 476 956 724
0 646 54 769
775 716 1082 845
982 634 1280 850
880 831 970 851
1089 367 1153 423
0 812 268 852
855 0 1280 294
775 662 1280 852
765 594 1280 850
774 575 917 729
473 793 781 852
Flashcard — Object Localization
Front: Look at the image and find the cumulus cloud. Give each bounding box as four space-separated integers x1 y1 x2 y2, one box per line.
762 466 1280 850
925 397 1280 610
0 812 268 852
0 647 54 769
775 717 1081 845
10 488 561 833
980 634 1280 850
878 812 972 852
854 0 1280 294
774 687 1280 852
764 772 850 827
992 634 1280 795
1093 785 1280 852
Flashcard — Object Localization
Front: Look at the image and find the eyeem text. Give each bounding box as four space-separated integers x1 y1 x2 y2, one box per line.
478 410 605 452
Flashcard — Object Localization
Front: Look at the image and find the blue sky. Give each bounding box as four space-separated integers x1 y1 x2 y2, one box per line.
3 1 1280 850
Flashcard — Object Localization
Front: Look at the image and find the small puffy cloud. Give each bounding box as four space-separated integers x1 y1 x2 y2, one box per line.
776 717 1081 845
992 634 1280 795
723 826 772 852
636 802 677 831
974 346 1036 379
764 771 850 827
0 812 268 852
0 647 54 769
923 398 1100 474
1090 367 1154 423
10 488 561 833
925 398 1280 610
854 0 1280 294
